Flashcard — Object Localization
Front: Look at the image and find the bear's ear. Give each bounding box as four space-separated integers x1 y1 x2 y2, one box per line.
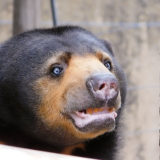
101 39 114 56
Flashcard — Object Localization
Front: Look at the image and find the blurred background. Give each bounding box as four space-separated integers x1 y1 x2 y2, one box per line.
0 0 159 160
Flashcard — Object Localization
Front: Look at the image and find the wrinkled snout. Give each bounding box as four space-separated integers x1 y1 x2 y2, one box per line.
86 73 119 107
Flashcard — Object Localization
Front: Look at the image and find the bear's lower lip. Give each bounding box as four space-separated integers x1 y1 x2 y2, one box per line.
69 107 117 131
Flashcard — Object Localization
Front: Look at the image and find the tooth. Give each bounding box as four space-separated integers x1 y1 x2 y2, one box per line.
100 107 105 112
95 108 98 112
94 108 99 113
87 108 93 114
108 107 115 112
92 108 95 113
87 107 111 114
91 108 94 113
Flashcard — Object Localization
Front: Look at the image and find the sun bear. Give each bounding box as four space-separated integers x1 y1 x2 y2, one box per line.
0 26 126 160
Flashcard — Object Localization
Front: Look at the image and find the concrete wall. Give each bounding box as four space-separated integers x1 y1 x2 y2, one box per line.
0 0 159 160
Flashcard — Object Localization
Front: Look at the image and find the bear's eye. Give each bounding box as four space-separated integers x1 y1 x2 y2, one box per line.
51 65 63 77
104 60 112 71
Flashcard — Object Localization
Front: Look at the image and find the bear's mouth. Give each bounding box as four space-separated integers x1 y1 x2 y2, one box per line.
69 106 118 132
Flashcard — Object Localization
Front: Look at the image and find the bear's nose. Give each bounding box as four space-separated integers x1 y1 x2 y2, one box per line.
86 73 119 106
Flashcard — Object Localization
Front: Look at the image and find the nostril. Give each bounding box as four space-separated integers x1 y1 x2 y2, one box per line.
110 82 117 89
99 83 106 90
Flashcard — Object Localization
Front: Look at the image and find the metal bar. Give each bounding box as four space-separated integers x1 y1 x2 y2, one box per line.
50 0 58 26
13 0 41 35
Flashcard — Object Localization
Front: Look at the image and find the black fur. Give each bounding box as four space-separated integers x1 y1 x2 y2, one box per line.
0 26 126 160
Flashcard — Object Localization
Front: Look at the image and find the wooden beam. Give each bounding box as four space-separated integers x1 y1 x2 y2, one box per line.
0 144 96 160
13 0 41 35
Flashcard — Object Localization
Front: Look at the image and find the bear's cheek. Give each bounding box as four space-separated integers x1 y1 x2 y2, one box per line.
34 77 66 127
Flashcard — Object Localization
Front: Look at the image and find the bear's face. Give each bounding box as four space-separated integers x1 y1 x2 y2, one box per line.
35 51 121 146
0 26 126 148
